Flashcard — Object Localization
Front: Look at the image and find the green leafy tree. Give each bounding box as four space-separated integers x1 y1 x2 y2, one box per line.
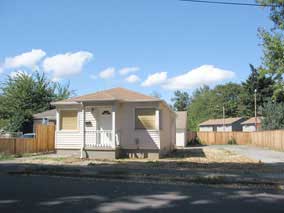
171 90 190 111
210 83 243 118
188 86 214 131
256 0 284 99
188 83 244 131
0 72 73 133
261 100 284 130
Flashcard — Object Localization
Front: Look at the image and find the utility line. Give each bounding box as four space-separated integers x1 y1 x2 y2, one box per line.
181 0 280 7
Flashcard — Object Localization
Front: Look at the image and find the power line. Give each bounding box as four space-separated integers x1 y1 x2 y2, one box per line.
181 0 279 7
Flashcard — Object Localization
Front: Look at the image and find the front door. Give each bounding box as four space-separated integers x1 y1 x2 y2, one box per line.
98 108 112 145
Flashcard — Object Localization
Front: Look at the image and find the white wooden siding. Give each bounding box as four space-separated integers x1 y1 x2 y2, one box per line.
242 125 256 132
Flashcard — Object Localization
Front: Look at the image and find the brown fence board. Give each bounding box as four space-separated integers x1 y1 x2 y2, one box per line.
193 130 284 152
0 124 55 155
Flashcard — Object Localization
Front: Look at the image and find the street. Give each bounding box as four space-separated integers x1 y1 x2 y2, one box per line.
1 174 284 213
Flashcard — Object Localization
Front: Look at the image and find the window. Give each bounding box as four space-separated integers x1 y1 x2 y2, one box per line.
135 108 156 130
60 110 78 130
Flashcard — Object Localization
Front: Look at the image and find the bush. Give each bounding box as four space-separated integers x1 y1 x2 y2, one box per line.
227 137 237 145
188 137 202 146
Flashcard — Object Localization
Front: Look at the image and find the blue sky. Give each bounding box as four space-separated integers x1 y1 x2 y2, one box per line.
0 0 272 102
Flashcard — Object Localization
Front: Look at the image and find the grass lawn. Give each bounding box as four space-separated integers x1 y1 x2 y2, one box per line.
0 153 15 161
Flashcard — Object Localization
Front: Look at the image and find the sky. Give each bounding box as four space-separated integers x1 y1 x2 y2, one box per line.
0 0 272 102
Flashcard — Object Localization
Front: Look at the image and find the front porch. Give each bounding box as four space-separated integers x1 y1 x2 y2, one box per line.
81 104 119 152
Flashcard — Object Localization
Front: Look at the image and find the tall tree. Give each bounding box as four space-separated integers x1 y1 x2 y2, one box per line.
0 72 73 133
210 83 243 118
240 64 275 117
257 0 284 100
171 90 190 111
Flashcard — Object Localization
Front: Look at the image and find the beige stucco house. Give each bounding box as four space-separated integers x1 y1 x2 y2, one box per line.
52 87 176 159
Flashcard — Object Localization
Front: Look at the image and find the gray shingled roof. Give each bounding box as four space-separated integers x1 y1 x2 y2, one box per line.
33 109 56 120
199 117 244 126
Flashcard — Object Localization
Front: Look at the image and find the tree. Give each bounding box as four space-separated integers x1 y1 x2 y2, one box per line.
171 90 190 111
261 100 284 130
0 72 73 133
256 0 284 99
187 83 244 131
210 83 243 118
188 86 214 131
240 64 275 117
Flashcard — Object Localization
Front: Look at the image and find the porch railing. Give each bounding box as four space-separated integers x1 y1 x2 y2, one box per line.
85 130 120 149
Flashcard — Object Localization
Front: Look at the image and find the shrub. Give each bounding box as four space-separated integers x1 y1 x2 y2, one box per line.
227 137 237 145
188 137 202 146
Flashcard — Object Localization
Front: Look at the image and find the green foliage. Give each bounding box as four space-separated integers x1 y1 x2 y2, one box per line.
240 64 276 117
210 83 243 118
256 1 284 99
227 137 237 145
261 101 284 130
171 90 190 111
189 137 202 146
188 83 243 131
188 86 214 131
0 72 73 133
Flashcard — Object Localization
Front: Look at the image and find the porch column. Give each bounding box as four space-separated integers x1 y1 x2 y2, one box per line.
80 104 86 158
155 109 160 130
112 104 116 148
56 109 60 131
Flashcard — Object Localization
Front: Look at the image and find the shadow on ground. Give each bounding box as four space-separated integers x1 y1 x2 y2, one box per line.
0 173 284 213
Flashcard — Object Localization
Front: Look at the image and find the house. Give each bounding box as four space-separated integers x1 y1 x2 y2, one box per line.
33 109 56 132
51 87 176 159
175 111 188 147
241 117 262 132
199 117 245 132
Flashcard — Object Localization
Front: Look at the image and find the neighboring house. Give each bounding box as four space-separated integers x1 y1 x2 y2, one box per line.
199 117 245 132
33 109 56 132
175 111 188 147
51 87 176 159
241 117 262 132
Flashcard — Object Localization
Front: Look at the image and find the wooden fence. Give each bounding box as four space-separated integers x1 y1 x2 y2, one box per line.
189 130 284 152
0 124 55 155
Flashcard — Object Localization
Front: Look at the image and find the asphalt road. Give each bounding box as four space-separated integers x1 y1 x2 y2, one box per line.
1 174 284 213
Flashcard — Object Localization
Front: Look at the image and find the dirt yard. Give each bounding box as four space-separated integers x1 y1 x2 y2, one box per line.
16 146 257 166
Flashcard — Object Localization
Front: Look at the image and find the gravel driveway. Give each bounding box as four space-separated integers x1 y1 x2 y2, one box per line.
208 145 284 163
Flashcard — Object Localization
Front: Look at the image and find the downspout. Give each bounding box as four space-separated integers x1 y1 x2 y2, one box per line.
80 102 86 159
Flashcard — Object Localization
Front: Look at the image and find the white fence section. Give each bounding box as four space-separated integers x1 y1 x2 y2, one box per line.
85 130 119 148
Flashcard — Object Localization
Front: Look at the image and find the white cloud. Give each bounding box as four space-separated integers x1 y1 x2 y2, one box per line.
9 70 30 78
99 67 115 79
163 65 235 90
1 49 46 71
125 74 140 83
42 51 93 78
141 72 167 87
119 67 140 75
